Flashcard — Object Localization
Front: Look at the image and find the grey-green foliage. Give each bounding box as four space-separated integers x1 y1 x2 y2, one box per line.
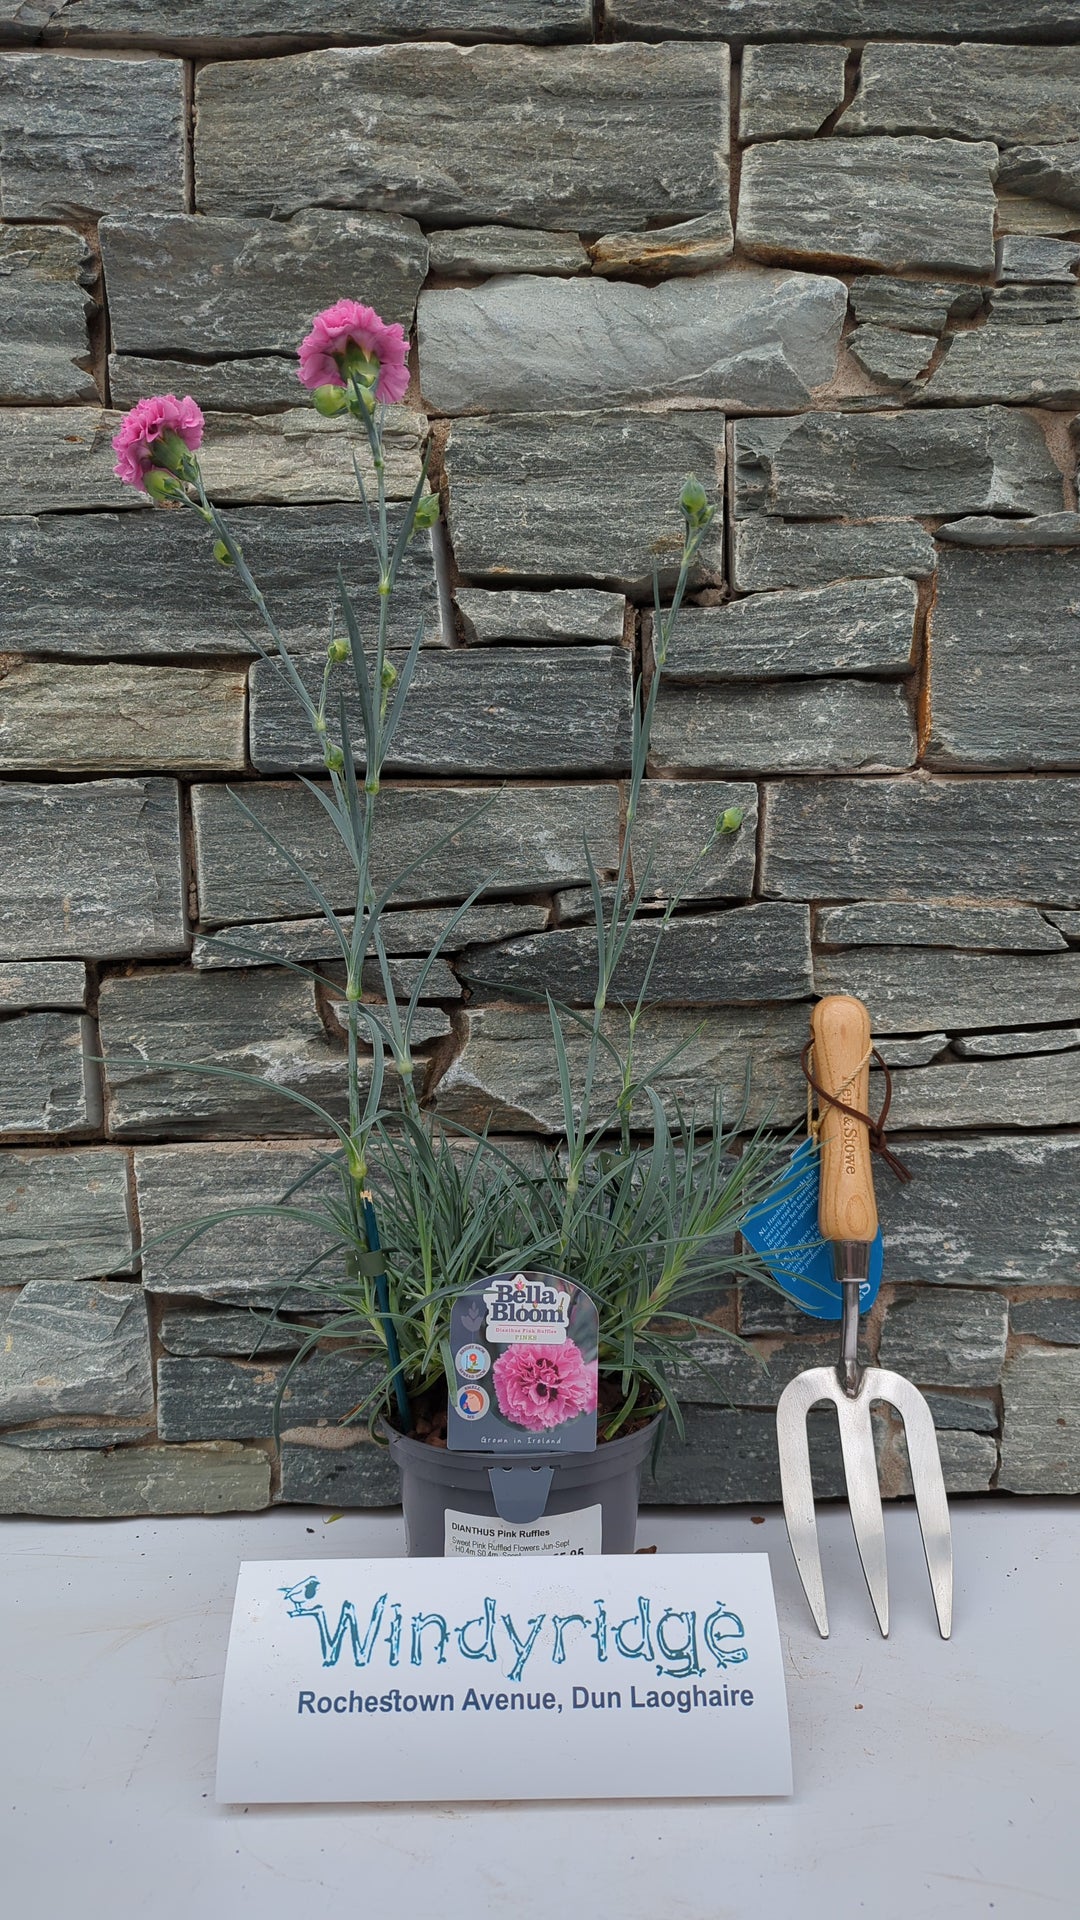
137 360 788 1438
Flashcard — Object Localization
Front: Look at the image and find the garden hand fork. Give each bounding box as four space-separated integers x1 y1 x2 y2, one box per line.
775 995 952 1639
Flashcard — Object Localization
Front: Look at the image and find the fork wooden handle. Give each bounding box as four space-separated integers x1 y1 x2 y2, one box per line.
811 995 879 1246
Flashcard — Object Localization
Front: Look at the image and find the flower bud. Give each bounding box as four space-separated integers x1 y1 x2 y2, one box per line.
413 493 440 531
143 467 183 505
313 384 348 417
718 807 744 835
380 660 398 690
324 745 345 774
212 539 233 566
327 637 350 663
680 475 710 519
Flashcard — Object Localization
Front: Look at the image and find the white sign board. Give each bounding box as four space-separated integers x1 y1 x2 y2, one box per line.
216 1553 792 1803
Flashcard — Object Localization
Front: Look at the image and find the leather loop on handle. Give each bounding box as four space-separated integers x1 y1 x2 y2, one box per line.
811 996 879 1246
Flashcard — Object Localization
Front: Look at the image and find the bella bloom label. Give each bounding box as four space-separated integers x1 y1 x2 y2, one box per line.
216 1555 793 1802
447 1270 599 1456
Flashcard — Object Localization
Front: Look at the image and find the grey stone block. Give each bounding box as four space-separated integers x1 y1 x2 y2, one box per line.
1 505 443 657
650 679 916 777
734 408 1063 521
630 781 758 903
157 1352 380 1442
1000 1348 1080 1492
459 904 813 1007
874 1035 949 1067
0 1421 154 1451
159 1309 316 1357
883 1426 997 1497
433 1003 808 1134
1010 1299 1080 1345
193 902 549 971
1050 912 1080 938
0 778 185 960
999 235 1080 282
658 577 916 682
101 208 426 356
428 225 588 278
0 224 95 404
887 1050 1080 1129
878 1132 1080 1286
279 1433 400 1507
954 1027 1080 1058
0 1440 270 1515
995 190 1080 237
606 2 1080 37
0 962 87 1010
248 647 634 778
816 947 1080 1034
843 43 1080 144
936 513 1080 548
924 317 1080 406
989 284 1080 324
135 1141 344 1303
0 1279 152 1423
445 408 725 596
0 660 247 775
732 519 936 592
0 53 184 217
14 1 592 51
0 405 425 513
816 903 1066 952
456 588 625 645
418 268 843 416
640 1405 846 1506
878 1287 1008 1388
99 970 365 1140
737 1277 808 1338
195 41 729 227
849 326 937 390
667 1332 869 1409
0 1148 132 1285
848 275 983 332
738 137 997 275
587 213 734 279
928 550 1080 771
0 1014 99 1138
922 1392 999 1433
110 354 304 414
761 776 1080 904
997 143 1080 211
740 42 847 140
192 779 620 924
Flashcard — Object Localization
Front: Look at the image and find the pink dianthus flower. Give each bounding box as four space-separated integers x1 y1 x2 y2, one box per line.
111 393 204 489
491 1342 598 1433
298 299 410 404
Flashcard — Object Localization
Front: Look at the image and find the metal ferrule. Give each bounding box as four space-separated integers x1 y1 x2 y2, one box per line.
833 1244 870 1398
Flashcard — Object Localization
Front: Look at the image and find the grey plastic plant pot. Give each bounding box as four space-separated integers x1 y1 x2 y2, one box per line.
384 1416 661 1557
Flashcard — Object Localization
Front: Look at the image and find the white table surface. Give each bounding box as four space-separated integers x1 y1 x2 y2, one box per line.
2 1497 1076 1920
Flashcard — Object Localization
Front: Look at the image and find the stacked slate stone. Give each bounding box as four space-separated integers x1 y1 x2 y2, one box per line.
1 2 1078 1518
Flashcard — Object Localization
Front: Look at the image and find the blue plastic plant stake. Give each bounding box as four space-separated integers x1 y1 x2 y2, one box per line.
741 1137 883 1321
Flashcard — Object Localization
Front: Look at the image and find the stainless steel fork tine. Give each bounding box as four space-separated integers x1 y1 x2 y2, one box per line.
834 1385 890 1637
876 1368 954 1639
775 1368 835 1638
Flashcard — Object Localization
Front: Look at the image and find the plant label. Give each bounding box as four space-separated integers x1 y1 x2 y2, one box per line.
447 1270 599 1454
216 1552 792 1802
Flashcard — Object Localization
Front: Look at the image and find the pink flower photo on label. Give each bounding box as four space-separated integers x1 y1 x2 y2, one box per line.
111 393 204 489
297 300 410 403
492 1341 598 1433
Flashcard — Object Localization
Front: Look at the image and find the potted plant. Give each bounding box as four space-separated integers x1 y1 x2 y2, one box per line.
111 298 790 1554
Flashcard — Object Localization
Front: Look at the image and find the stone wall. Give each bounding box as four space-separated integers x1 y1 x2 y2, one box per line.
1 2 1079 1516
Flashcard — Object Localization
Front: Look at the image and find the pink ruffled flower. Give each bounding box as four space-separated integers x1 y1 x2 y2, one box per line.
298 299 410 404
492 1342 598 1433
112 394 204 489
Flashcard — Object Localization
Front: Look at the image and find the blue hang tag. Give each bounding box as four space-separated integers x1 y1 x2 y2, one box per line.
741 1137 883 1321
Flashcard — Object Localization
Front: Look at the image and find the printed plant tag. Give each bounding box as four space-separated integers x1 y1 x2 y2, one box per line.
447 1270 599 1454
443 1504 603 1558
740 1138 883 1321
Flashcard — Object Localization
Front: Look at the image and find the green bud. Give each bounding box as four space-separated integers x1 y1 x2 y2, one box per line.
313 384 348 418
680 475 709 517
327 637 350 663
324 745 345 774
212 538 233 566
413 493 440 531
719 806 744 835
380 660 398 690
143 467 183 505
